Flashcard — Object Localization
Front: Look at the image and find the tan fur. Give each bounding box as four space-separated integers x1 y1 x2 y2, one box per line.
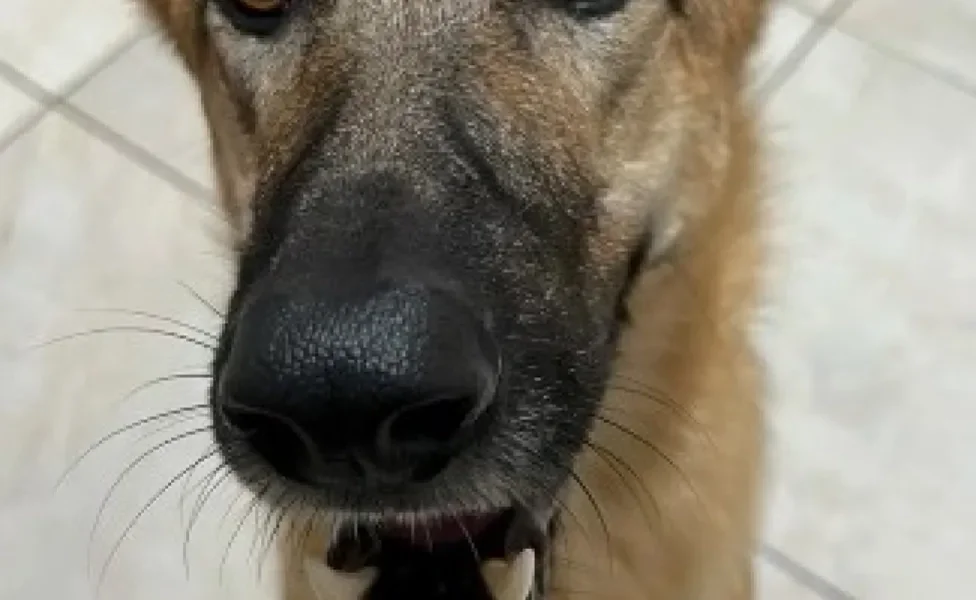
143 0 768 598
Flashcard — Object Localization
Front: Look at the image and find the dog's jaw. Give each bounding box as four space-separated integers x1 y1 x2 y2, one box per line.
305 548 536 600
302 505 549 600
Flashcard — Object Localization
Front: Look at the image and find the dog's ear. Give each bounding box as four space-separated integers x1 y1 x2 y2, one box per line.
481 548 536 600
305 558 377 600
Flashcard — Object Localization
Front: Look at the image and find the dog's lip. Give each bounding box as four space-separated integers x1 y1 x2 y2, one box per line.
325 505 548 571
378 511 500 546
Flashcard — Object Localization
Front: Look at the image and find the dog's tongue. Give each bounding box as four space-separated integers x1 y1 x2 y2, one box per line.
381 513 496 546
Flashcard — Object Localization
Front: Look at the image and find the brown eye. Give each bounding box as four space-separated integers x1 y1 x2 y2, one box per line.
564 0 629 20
216 0 291 36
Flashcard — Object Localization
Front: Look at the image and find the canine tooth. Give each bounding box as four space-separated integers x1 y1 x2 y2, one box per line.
481 548 536 600
305 558 377 600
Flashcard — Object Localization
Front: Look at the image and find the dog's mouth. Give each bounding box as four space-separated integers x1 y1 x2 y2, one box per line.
306 506 549 600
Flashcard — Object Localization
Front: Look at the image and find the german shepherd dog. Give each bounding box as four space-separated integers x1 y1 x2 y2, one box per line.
142 0 768 598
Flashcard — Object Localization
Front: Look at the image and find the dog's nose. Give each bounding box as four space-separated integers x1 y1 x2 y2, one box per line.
216 276 499 486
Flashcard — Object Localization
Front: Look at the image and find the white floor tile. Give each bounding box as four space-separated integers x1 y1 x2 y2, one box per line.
0 76 39 141
0 0 141 92
70 34 214 190
757 25 976 600
758 559 825 600
2 1 976 598
0 113 268 600
783 0 841 17
838 0 976 91
752 3 818 93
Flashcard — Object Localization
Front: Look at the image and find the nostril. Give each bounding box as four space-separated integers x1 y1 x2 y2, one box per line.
384 396 485 484
372 393 486 480
385 395 478 447
220 404 316 484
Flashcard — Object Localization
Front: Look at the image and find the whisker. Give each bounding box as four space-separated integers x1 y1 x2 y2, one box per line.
178 280 225 319
595 441 660 519
183 463 234 577
88 426 212 570
502 446 591 550
453 512 481 566
283 501 310 549
298 508 321 554
176 442 218 516
422 520 434 552
221 480 271 583
547 584 617 599
217 473 252 534
595 415 677 474
258 496 299 582
250 487 287 567
76 307 219 343
594 415 698 498
604 381 699 427
95 446 219 593
609 374 669 399
119 371 211 407
34 326 215 352
132 408 207 447
567 470 611 561
183 456 231 524
585 441 659 531
547 555 606 577
545 492 588 548
57 405 208 488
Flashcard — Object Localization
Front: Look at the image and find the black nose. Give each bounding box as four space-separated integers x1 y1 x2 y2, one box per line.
215 275 499 486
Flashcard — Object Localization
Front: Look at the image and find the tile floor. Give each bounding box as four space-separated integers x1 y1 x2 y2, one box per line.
1 1 974 599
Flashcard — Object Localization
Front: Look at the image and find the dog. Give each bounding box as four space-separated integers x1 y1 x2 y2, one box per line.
141 0 768 598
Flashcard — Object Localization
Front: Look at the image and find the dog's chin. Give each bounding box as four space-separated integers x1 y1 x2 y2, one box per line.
306 505 550 600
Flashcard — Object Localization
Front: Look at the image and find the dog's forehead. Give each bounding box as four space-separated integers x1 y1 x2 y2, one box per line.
346 0 492 30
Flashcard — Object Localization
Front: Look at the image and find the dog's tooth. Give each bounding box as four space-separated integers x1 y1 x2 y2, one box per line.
304 558 377 600
482 548 536 600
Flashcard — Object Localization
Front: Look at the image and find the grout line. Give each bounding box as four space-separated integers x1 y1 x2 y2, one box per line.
0 26 214 204
758 0 858 102
54 29 150 102
761 545 858 600
49 26 220 206
828 26 976 99
0 65 56 153
0 29 145 108
0 29 147 155
0 107 48 156
55 100 214 203
0 59 56 105
0 59 59 154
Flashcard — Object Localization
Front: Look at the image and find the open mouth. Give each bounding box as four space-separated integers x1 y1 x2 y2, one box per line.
306 507 549 600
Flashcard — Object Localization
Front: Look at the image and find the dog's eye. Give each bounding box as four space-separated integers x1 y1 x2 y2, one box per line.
216 0 291 36
563 0 630 20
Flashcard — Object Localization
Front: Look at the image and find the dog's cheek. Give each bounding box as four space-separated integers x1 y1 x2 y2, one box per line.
198 62 259 242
